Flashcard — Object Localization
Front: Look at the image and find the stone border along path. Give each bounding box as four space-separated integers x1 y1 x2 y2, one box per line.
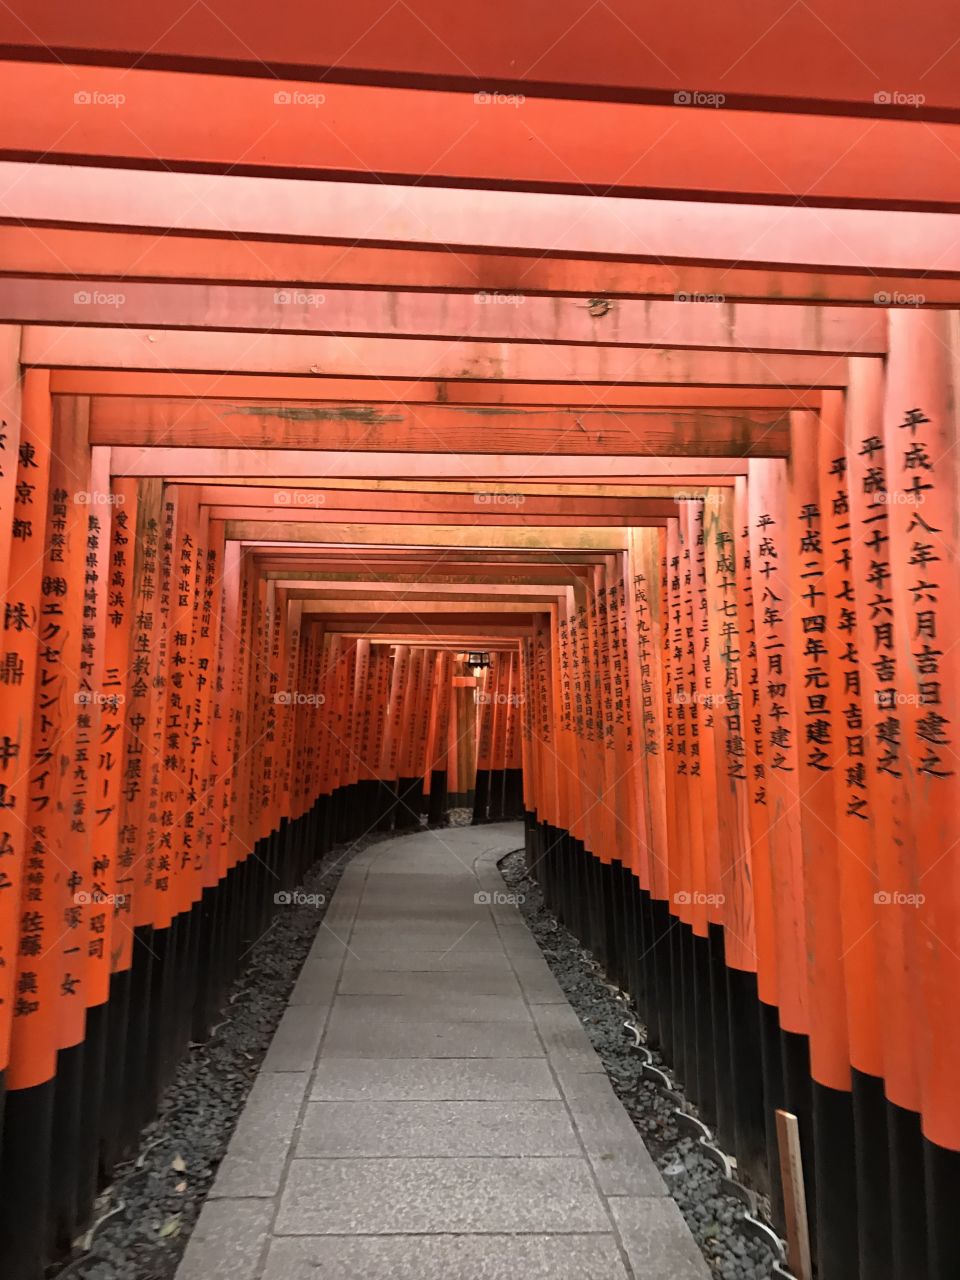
176 821 711 1280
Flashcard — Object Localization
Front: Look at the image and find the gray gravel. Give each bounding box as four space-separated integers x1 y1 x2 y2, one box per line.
498 849 777 1280
51 828 383 1280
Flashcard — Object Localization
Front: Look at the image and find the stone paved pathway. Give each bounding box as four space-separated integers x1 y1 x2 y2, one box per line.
176 822 710 1279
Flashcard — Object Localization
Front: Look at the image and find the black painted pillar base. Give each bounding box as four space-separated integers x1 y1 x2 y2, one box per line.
0 1079 54 1280
427 770 448 826
487 768 506 822
472 770 490 824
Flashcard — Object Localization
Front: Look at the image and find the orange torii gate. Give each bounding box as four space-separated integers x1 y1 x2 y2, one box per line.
1 11 960 1280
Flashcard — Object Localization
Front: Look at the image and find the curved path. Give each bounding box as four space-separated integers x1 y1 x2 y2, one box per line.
176 822 710 1279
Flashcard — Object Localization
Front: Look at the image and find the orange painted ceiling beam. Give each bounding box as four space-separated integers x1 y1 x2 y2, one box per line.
204 506 670 528
8 227 954 308
111 447 751 479
3 166 957 276
0 2 954 118
260 567 588 585
3 281 887 353
26 328 847 387
2 64 956 209
299 600 539 613
195 486 682 517
222 521 631 549
279 580 568 597
330 629 529 642
86 398 790 456
51 371 821 410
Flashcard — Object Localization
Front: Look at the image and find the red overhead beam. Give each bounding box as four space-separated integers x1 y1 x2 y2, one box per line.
6 227 954 308
86 398 790 456
2 165 957 275
112 447 751 479
50 371 820 409
25 328 847 386
0 2 954 118
194 486 681 517
1 63 957 208
0 280 887 353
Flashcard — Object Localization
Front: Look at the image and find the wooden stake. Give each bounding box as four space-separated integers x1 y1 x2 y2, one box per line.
776 1108 813 1280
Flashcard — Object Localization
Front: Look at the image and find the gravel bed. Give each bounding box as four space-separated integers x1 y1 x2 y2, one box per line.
51 828 383 1280
498 849 777 1280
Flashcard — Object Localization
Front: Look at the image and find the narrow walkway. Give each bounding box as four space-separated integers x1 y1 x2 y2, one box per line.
176 823 710 1279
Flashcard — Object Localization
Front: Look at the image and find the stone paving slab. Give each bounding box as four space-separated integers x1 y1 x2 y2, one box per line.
177 1201 273 1280
261 1234 631 1279
328 990 532 1022
276 1156 612 1234
209 1073 309 1198
262 1005 327 1073
341 948 515 972
320 1004 544 1058
177 822 710 1280
296 1099 582 1157
309 1057 559 1101
609 1197 712 1278
336 966 522 997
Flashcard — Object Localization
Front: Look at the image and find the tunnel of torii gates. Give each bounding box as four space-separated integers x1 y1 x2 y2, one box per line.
1 5 960 1279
